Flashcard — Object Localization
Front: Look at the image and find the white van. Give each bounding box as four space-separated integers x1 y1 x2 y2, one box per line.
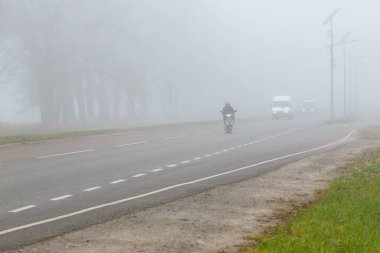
271 95 294 120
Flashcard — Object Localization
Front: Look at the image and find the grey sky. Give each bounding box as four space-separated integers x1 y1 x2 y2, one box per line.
117 0 380 117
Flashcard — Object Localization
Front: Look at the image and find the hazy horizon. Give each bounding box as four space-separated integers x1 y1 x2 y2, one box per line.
0 0 379 124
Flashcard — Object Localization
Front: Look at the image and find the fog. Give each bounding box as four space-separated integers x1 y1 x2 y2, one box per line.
0 0 379 125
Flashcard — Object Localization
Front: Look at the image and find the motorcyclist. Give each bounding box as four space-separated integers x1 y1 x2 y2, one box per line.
222 103 235 122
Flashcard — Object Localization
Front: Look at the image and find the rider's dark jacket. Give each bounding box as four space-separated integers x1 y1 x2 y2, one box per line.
222 105 234 115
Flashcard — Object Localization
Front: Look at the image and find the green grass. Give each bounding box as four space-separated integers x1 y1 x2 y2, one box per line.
242 157 380 253
0 128 131 144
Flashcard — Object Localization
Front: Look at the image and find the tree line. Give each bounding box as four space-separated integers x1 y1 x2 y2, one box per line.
0 0 171 125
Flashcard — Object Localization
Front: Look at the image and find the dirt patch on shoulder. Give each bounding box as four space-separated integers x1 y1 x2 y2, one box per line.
9 138 380 253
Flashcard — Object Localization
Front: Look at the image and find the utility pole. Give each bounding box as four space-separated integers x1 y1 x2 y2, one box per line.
329 20 335 120
349 54 353 114
338 33 357 116
343 40 347 115
340 33 350 115
322 9 340 121
354 60 358 114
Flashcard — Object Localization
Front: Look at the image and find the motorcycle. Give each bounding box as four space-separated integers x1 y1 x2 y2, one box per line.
221 111 236 134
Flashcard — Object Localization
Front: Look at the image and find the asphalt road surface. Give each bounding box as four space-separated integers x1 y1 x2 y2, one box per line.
0 116 356 251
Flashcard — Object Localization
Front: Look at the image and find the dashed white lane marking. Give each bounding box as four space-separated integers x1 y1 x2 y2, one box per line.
214 152 221 155
167 164 178 168
180 160 191 164
83 186 102 192
237 145 242 148
164 135 187 140
223 150 229 152
115 141 150 148
229 147 236 150
132 174 146 178
110 179 126 184
9 205 36 213
50 195 73 201
151 168 163 172
0 130 356 236
204 154 212 158
37 149 94 159
193 157 202 160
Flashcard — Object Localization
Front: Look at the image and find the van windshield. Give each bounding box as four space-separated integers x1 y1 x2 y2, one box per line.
273 101 290 107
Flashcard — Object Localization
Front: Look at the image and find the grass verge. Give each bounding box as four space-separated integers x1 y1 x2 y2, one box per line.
241 153 380 253
0 128 131 145
0 119 225 145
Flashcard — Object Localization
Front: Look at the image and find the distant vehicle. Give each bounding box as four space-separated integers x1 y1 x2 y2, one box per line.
302 100 316 114
271 95 294 120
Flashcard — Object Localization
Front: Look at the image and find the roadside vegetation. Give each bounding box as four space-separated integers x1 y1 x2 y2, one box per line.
360 125 380 140
241 152 380 253
323 115 358 125
0 128 131 144
0 120 224 145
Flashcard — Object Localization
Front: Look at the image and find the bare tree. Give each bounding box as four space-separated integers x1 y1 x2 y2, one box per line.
1 0 154 125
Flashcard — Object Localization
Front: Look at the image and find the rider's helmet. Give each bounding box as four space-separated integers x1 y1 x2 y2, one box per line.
225 102 230 107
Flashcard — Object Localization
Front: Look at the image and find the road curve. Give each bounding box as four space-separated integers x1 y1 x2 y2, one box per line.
0 116 356 250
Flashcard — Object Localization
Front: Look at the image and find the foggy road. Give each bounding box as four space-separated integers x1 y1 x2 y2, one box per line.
1 0 379 251
0 116 356 250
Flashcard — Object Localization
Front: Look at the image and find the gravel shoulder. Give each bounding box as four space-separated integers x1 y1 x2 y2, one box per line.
7 134 380 253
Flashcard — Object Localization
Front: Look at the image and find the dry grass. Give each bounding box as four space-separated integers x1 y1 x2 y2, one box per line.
360 125 380 140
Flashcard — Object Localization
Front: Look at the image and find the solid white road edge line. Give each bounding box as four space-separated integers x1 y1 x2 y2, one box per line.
37 149 95 159
0 129 356 236
9 205 36 213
